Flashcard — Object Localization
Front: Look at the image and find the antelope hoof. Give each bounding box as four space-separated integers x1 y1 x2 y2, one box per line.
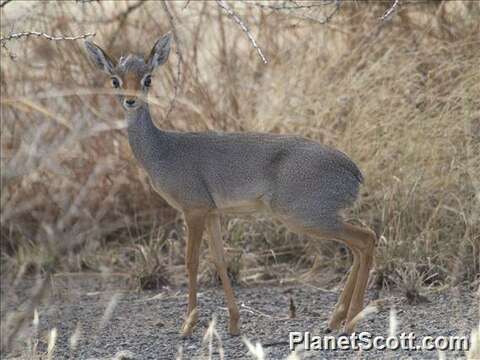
181 322 195 338
342 321 356 335
327 315 345 331
181 308 198 337
228 321 240 336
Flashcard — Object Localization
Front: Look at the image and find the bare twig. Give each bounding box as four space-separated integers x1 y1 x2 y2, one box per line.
78 0 143 25
0 29 94 60
0 31 95 44
250 0 341 25
250 0 336 11
302 0 341 25
381 0 401 21
104 0 144 23
107 1 144 50
0 0 13 8
161 0 184 121
216 0 268 64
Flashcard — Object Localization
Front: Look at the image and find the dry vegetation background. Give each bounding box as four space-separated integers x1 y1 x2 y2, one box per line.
0 0 479 331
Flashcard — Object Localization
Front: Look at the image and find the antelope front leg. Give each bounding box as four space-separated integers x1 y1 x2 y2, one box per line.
206 214 240 335
181 212 206 337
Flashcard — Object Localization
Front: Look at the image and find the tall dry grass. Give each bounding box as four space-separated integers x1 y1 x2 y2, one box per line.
1 1 479 295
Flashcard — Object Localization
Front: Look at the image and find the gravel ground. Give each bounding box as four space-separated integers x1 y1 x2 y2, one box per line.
2 275 478 360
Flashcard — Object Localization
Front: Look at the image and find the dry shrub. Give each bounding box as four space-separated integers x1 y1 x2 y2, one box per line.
1 1 479 291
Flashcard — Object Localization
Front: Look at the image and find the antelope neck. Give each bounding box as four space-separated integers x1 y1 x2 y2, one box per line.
126 104 168 171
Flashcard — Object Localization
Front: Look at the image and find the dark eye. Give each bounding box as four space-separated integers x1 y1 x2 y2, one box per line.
143 75 152 87
111 77 120 88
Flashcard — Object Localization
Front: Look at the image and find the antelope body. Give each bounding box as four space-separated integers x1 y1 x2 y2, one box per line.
85 33 376 336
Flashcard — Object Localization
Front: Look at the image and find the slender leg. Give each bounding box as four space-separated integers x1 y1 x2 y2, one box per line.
303 222 376 333
206 214 240 335
181 211 206 337
327 247 360 331
338 224 376 333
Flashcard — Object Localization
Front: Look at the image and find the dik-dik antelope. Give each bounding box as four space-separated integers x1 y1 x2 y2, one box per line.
85 32 376 336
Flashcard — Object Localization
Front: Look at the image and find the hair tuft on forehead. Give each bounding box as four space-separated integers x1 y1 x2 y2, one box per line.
117 54 150 74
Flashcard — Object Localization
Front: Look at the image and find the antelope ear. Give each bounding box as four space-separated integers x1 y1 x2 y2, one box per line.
147 32 172 69
84 41 116 74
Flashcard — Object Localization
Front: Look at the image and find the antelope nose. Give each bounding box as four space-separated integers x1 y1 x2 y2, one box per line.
125 99 136 106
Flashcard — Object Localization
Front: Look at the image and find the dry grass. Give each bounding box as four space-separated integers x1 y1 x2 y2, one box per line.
1 0 479 355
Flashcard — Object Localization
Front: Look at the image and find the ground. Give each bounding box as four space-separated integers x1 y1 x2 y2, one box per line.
2 275 478 360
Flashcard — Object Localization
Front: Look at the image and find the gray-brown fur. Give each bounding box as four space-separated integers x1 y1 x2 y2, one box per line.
85 33 363 232
128 108 362 231
85 32 374 336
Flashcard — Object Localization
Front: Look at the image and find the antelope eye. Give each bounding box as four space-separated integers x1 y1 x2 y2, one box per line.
111 77 120 88
143 75 152 87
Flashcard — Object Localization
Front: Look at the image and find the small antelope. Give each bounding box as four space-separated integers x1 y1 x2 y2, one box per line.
85 32 376 336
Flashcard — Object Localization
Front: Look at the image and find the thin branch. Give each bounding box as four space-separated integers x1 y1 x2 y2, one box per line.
161 0 184 121
0 31 95 44
381 0 401 21
77 0 144 25
107 0 144 50
0 0 13 8
250 0 336 11
300 0 341 25
216 0 268 64
103 0 144 24
248 0 341 25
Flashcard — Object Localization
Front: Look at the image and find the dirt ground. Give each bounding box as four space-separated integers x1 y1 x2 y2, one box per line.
2 275 478 360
